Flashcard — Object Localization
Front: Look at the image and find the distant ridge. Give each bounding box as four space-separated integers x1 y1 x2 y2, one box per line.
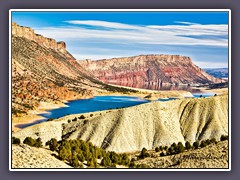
79 55 223 87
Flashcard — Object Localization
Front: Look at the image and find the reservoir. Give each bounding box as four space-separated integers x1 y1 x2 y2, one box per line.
15 93 215 128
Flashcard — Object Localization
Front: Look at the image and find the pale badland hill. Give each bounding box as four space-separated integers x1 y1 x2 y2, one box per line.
13 95 228 153
12 144 72 168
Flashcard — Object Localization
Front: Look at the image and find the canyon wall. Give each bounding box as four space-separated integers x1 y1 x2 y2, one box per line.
12 22 66 52
79 55 223 86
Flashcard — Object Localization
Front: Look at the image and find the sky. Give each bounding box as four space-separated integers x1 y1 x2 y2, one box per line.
12 11 229 68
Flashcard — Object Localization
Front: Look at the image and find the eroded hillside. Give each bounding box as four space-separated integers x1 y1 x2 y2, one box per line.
13 95 228 153
11 23 106 119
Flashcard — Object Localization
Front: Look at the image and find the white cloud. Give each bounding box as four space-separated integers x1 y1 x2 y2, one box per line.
35 20 228 47
65 20 140 29
32 20 228 67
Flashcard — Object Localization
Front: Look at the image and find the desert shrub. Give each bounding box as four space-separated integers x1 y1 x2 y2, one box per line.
210 138 217 144
46 138 58 151
90 114 93 117
79 115 85 119
160 152 165 157
129 161 137 168
138 148 150 159
220 135 228 141
23 137 36 147
12 137 21 144
185 141 191 150
159 146 163 151
200 140 207 148
47 118 54 121
68 119 71 123
155 147 160 152
164 146 168 150
193 141 199 149
72 117 77 121
206 139 211 145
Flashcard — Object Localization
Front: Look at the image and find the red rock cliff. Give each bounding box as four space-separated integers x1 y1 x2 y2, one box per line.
78 55 223 86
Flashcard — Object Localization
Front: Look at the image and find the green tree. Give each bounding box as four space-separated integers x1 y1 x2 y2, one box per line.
155 147 160 152
185 141 191 150
168 146 175 155
100 156 112 167
46 138 58 151
176 142 185 153
71 154 80 168
77 150 85 162
59 147 71 161
139 147 150 159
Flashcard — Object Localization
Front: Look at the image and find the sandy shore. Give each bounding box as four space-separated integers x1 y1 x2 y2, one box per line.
12 101 68 132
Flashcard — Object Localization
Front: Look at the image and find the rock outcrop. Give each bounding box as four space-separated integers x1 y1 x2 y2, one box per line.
78 55 223 87
12 22 67 53
13 95 228 153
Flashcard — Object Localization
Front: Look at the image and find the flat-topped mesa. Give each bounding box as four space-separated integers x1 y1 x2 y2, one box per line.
12 22 66 51
79 54 223 85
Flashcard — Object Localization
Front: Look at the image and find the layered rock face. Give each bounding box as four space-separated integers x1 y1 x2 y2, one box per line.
12 22 66 53
79 55 223 86
11 23 103 117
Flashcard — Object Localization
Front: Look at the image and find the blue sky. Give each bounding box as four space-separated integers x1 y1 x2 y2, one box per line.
12 11 229 68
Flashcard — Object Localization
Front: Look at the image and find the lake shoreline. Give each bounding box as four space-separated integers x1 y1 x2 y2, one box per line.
12 86 227 132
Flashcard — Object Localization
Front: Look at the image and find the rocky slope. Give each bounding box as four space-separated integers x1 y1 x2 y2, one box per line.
11 140 228 169
134 140 228 168
11 23 105 118
12 144 72 168
13 95 228 153
78 55 223 87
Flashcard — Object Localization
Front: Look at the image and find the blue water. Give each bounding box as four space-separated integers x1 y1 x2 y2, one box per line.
192 92 216 98
16 93 215 128
39 96 150 120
